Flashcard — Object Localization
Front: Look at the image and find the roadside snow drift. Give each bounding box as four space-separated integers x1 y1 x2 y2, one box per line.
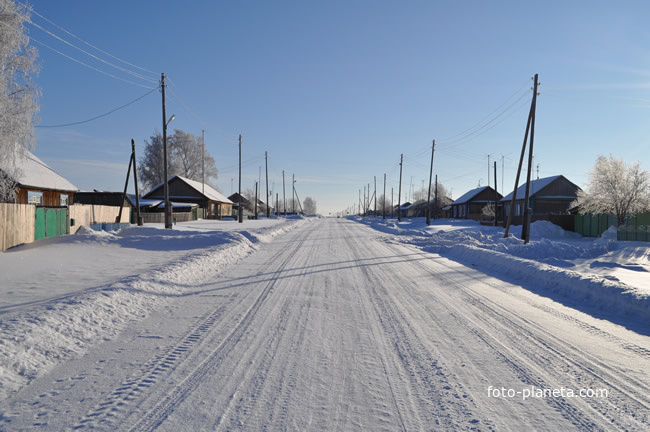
0 218 307 401
355 217 650 326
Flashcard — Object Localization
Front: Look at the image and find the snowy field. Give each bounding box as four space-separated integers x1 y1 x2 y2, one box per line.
0 216 648 430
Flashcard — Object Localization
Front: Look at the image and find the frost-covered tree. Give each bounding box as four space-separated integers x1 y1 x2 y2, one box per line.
573 155 650 225
138 129 218 192
303 196 317 215
169 129 218 183
0 0 39 202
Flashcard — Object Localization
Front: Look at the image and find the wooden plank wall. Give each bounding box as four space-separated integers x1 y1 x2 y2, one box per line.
0 203 36 251
68 204 130 234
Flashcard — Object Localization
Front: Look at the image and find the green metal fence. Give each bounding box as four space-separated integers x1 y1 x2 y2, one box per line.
575 212 650 241
574 214 617 237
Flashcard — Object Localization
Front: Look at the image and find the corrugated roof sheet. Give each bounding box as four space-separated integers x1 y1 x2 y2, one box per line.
500 175 562 202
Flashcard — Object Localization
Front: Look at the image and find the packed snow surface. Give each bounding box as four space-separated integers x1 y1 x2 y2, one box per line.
0 216 648 430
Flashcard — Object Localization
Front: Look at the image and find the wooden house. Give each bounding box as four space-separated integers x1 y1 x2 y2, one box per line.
1 149 78 206
144 176 232 219
500 175 581 229
449 186 502 220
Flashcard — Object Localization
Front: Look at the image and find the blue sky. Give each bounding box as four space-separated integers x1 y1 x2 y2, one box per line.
27 0 650 215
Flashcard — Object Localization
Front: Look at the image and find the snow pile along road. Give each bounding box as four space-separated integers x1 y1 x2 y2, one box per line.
355 217 650 325
0 217 307 401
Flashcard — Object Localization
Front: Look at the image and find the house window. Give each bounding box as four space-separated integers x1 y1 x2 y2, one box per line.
27 191 43 205
59 194 69 206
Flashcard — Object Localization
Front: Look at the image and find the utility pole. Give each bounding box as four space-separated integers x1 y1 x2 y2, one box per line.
265 151 270 218
398 153 403 222
505 74 538 239
292 174 295 214
383 173 386 220
426 140 435 225
131 139 142 226
254 181 258 219
521 73 539 244
494 161 498 227
359 189 361 216
282 170 286 216
374 176 377 217
391 187 394 218
161 73 172 229
238 134 243 223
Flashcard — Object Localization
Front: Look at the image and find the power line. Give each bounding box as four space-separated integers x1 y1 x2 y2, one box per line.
29 36 156 89
36 86 160 128
29 20 158 84
26 5 158 77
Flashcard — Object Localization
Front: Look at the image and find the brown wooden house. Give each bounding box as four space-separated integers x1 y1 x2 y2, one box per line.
144 175 232 219
500 175 581 230
450 186 502 220
1 149 78 206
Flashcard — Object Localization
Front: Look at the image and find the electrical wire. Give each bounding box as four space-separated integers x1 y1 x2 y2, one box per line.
36 86 160 128
26 5 158 77
29 20 158 84
30 37 156 89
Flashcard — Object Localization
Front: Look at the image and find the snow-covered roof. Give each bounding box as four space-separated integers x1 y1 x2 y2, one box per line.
500 175 563 202
177 176 232 204
4 149 78 192
451 186 490 205
149 176 232 204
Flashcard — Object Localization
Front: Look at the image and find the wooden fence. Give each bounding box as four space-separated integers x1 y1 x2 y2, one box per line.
68 204 130 234
0 203 35 251
1 203 131 251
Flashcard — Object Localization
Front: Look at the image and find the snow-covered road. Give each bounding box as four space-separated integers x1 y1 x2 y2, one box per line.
1 218 649 430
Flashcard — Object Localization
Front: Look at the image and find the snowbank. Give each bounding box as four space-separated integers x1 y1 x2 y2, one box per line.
354 217 650 325
0 218 307 401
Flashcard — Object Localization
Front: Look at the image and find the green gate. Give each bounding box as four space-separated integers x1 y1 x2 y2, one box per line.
35 207 69 241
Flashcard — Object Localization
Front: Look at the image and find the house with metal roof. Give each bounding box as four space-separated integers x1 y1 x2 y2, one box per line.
449 186 502 220
143 175 232 219
501 175 581 218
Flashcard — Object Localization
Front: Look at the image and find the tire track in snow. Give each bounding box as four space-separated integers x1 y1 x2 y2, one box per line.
400 243 650 431
341 222 477 431
125 224 314 432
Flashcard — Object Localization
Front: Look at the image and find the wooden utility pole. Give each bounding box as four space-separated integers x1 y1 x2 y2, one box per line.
521 73 539 244
359 189 361 216
265 151 270 218
116 146 133 224
494 161 498 227
426 140 435 225
131 139 142 226
398 154 403 222
374 176 377 217
292 174 295 214
282 170 286 216
238 134 243 223
504 75 538 238
383 173 386 219
161 73 172 229
391 187 394 218
254 181 258 219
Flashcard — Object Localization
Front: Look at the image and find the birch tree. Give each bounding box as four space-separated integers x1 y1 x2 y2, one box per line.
0 0 39 202
574 155 650 225
138 129 219 192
